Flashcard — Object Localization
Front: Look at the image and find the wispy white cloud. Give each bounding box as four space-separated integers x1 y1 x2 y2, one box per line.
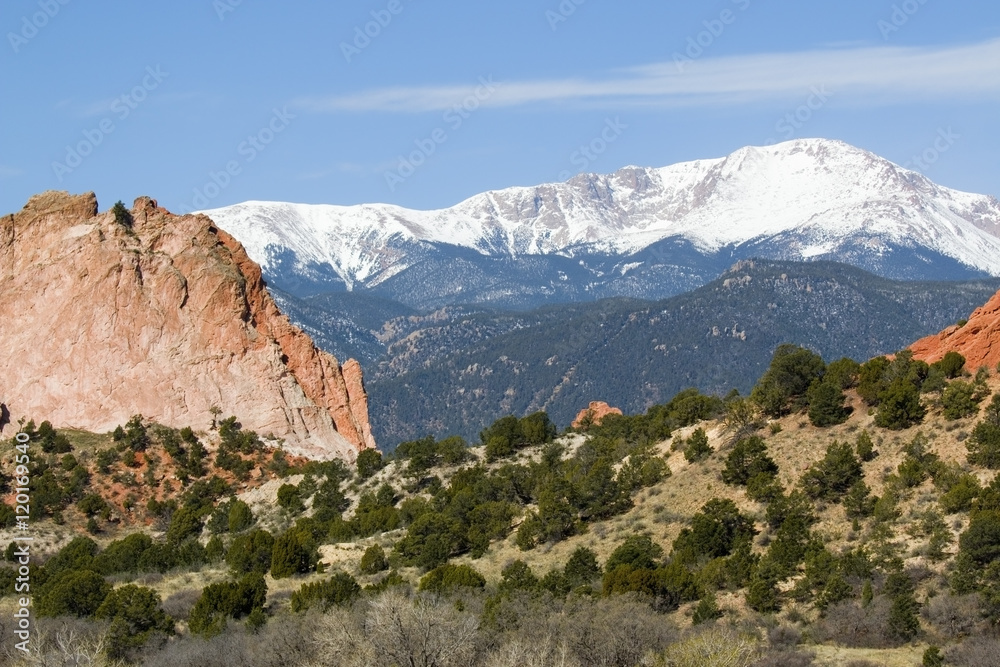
295 39 1000 113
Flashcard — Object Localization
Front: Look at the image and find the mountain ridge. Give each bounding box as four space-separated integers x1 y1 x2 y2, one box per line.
360 259 1000 446
200 138 1000 310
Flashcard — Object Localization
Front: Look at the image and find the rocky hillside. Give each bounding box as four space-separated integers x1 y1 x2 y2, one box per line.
362 260 1000 446
0 192 375 461
911 288 1000 369
4 312 1000 666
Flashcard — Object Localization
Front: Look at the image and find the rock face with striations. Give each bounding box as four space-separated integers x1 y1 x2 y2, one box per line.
909 288 1000 370
0 191 376 461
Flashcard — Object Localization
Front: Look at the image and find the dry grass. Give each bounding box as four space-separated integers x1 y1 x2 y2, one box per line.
809 643 926 666
446 374 1000 585
2 372 997 665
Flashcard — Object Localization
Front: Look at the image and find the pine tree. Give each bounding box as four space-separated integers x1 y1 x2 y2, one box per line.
942 380 981 420
807 379 851 427
874 379 926 430
843 480 876 520
746 564 780 613
967 393 1000 468
111 200 132 228
692 592 723 624
855 430 877 461
923 646 944 667
270 531 311 579
683 427 712 462
801 441 863 500
722 436 778 487
885 572 920 640
816 573 853 612
360 545 389 575
356 449 384 479
227 499 255 533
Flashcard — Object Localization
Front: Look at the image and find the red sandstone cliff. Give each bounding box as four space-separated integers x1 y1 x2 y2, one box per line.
909 289 1000 369
572 401 624 428
0 191 376 461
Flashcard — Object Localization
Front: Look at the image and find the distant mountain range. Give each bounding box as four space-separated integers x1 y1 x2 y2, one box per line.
196 139 1000 447
277 260 1000 446
202 138 1000 311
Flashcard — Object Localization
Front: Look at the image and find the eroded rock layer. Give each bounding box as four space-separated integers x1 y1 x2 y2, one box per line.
910 289 1000 370
572 401 624 428
0 191 376 461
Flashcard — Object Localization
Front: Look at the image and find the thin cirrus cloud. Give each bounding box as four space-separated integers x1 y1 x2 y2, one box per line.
295 38 1000 113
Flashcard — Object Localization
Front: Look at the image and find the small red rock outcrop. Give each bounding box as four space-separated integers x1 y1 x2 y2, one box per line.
909 288 1000 369
0 191 376 461
572 401 624 428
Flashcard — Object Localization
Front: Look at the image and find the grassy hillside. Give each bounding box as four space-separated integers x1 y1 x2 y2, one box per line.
2 351 1000 665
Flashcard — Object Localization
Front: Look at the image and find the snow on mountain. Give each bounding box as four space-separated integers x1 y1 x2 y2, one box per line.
198 138 1000 296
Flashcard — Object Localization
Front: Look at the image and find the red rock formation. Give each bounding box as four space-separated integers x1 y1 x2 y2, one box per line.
572 401 624 428
0 191 375 460
909 288 1000 369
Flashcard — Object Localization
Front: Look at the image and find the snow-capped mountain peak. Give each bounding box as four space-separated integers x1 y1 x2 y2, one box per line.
198 138 1000 307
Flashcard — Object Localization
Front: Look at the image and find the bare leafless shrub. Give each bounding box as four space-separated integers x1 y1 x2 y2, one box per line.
141 625 250 667
161 588 201 620
268 588 293 610
133 572 164 586
479 590 555 642
480 589 676 667
244 614 323 667
904 562 933 583
483 636 580 667
843 661 881 667
474 591 676 667
813 598 894 648
652 625 762 667
311 590 481 667
922 593 983 640
767 624 801 650
5 618 120 667
139 613 321 667
944 636 1000 667
558 595 677 667
783 607 807 625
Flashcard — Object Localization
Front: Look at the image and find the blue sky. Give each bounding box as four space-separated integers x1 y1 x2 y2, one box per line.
1 1 999 216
